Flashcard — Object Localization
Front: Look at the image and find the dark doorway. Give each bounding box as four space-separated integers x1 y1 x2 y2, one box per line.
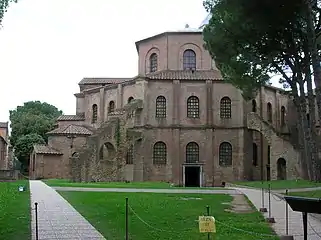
277 158 287 180
185 166 200 187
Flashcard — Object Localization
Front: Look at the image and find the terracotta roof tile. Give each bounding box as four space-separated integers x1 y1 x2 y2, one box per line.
57 115 85 121
47 124 93 136
146 70 222 80
0 122 8 128
79 78 132 85
34 144 62 155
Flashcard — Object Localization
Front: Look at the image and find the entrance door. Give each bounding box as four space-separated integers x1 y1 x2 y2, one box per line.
185 166 200 187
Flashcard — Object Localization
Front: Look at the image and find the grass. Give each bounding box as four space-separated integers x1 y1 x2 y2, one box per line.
44 179 224 189
234 179 321 190
288 190 321 198
0 180 31 240
59 191 279 240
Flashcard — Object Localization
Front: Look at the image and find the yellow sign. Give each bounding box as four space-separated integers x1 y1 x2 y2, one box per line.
199 216 216 233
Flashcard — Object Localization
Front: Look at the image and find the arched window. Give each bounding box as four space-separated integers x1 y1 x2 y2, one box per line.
99 146 104 160
186 142 199 163
220 97 232 119
267 102 272 122
108 101 115 113
128 97 134 104
126 145 134 164
281 106 286 126
219 142 232 166
187 96 199 118
183 49 196 70
307 113 310 127
92 104 98 123
72 152 79 158
252 143 258 166
156 96 166 118
252 100 257 112
153 142 167 164
150 53 158 73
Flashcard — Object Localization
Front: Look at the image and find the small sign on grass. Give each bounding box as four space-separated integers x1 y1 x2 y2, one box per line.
199 216 216 233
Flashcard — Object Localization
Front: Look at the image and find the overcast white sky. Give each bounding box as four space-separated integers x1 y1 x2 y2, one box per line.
0 0 281 123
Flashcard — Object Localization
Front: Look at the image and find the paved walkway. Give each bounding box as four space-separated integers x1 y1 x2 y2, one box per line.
52 186 240 195
273 186 321 193
30 180 105 240
234 187 321 240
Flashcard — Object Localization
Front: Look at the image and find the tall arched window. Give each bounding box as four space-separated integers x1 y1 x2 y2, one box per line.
219 142 232 166
307 113 310 127
108 101 115 113
186 142 199 163
267 102 272 122
150 53 158 73
126 145 134 164
252 143 258 166
128 97 134 104
153 141 167 165
187 96 199 118
156 96 166 118
183 49 196 70
252 100 257 112
281 106 286 126
92 104 98 123
220 97 232 119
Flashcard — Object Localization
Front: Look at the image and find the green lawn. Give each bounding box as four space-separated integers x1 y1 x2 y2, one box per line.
234 180 321 190
44 179 223 189
0 180 31 240
59 191 279 240
288 190 321 198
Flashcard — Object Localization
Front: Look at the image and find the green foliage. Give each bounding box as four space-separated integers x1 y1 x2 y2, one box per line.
9 101 62 168
0 0 18 26
202 0 318 98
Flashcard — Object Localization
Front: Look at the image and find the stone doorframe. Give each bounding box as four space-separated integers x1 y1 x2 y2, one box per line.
182 163 204 187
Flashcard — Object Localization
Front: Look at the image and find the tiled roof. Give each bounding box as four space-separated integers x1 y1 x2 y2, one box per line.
146 70 222 80
33 144 62 155
0 135 7 144
57 115 85 121
0 122 8 128
79 77 132 85
47 124 93 136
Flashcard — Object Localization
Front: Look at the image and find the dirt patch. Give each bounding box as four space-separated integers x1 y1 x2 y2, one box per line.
224 194 255 213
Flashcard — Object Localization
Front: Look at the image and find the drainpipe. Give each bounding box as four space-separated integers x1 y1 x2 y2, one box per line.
260 87 264 180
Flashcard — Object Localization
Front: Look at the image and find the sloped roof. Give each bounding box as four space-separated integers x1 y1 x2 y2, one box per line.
0 122 8 128
57 115 85 121
146 70 222 80
34 144 62 155
78 77 132 85
0 135 7 144
47 124 93 136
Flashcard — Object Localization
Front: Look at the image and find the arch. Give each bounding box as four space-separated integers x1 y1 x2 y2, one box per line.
155 96 166 118
306 113 310 127
219 142 232 166
126 145 134 164
108 101 115 113
72 152 79 158
92 104 98 123
187 96 199 118
178 43 202 70
252 99 257 112
277 158 287 180
267 102 272 123
183 49 196 70
186 142 199 163
145 47 160 74
153 141 167 164
127 96 134 104
99 142 116 160
149 53 158 73
252 143 258 166
220 97 232 119
281 106 286 126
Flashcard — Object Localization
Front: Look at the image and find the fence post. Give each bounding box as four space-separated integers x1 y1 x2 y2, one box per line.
260 182 267 212
266 183 275 223
280 190 294 240
206 205 210 240
35 202 39 240
125 197 129 240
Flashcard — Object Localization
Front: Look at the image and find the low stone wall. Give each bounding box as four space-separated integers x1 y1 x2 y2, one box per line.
0 170 19 180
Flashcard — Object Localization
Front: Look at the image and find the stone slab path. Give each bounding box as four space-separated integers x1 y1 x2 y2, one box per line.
234 187 321 240
52 186 240 195
30 180 105 240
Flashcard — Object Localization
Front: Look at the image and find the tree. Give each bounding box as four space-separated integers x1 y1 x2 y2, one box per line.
0 0 18 26
9 101 62 170
202 0 321 180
